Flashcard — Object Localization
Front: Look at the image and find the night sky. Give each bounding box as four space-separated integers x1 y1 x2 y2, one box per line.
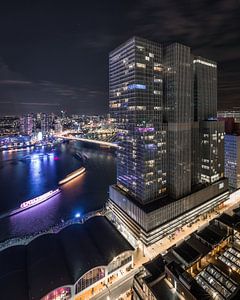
0 0 239 115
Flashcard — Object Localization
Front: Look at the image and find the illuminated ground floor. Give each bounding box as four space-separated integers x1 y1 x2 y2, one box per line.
41 251 133 300
107 181 229 247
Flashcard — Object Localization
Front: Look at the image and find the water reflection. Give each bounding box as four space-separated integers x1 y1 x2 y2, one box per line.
0 142 116 241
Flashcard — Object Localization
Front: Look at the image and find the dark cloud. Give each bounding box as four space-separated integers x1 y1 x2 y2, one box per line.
127 0 240 110
0 59 105 115
0 0 239 114
19 102 59 106
0 80 32 85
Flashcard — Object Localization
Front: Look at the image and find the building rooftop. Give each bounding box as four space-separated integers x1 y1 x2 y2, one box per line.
134 218 240 300
216 213 240 230
195 263 240 299
0 216 134 300
196 223 228 247
143 254 165 283
166 261 211 300
150 278 181 300
185 235 212 257
233 207 240 219
172 241 201 266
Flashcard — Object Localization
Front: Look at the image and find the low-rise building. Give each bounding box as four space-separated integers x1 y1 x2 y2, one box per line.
0 216 134 300
133 214 240 300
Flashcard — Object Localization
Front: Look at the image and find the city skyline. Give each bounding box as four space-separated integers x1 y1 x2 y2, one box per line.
1 2 240 300
0 0 239 115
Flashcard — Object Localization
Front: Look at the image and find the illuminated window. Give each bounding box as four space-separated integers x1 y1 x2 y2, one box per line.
128 106 146 111
75 267 105 293
219 182 224 189
136 46 144 51
136 63 146 68
127 84 146 90
128 63 135 69
154 63 163 72
154 78 162 83
109 102 121 108
41 287 71 300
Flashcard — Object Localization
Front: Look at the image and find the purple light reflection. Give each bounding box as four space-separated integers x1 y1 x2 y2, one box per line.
9 191 62 237
145 144 157 150
136 127 155 133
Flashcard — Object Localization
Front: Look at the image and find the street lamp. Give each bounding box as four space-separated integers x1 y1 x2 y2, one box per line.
75 212 81 218
104 283 111 300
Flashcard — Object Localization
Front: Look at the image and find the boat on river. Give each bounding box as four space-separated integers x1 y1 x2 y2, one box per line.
58 167 86 185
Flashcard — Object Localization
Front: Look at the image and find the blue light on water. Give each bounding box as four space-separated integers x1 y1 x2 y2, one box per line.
47 153 54 157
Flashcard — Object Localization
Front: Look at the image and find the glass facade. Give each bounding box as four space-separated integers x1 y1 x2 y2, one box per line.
74 252 132 294
110 37 224 202
224 134 240 189
196 264 238 299
109 180 228 245
199 120 225 184
109 37 228 246
219 247 240 273
164 43 192 199
41 287 72 300
109 37 167 204
108 252 132 274
193 56 217 121
75 267 105 294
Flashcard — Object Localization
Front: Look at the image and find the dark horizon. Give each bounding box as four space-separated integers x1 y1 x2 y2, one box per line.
0 0 239 115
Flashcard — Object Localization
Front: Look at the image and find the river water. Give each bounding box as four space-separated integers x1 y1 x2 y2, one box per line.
0 141 116 241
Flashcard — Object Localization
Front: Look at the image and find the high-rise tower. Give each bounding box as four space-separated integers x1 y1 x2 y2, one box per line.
108 37 228 247
109 38 167 204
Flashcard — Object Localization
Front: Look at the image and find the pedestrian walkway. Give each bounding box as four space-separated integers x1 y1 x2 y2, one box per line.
145 190 240 259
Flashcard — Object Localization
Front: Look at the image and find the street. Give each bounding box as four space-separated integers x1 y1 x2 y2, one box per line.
91 269 139 300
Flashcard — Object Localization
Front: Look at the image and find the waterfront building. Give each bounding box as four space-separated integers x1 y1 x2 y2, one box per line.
39 113 54 135
225 134 240 190
0 116 20 135
0 216 134 300
54 119 63 133
20 114 35 135
107 37 228 247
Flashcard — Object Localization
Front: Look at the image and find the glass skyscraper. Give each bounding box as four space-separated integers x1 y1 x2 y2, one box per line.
109 37 167 204
108 37 228 247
